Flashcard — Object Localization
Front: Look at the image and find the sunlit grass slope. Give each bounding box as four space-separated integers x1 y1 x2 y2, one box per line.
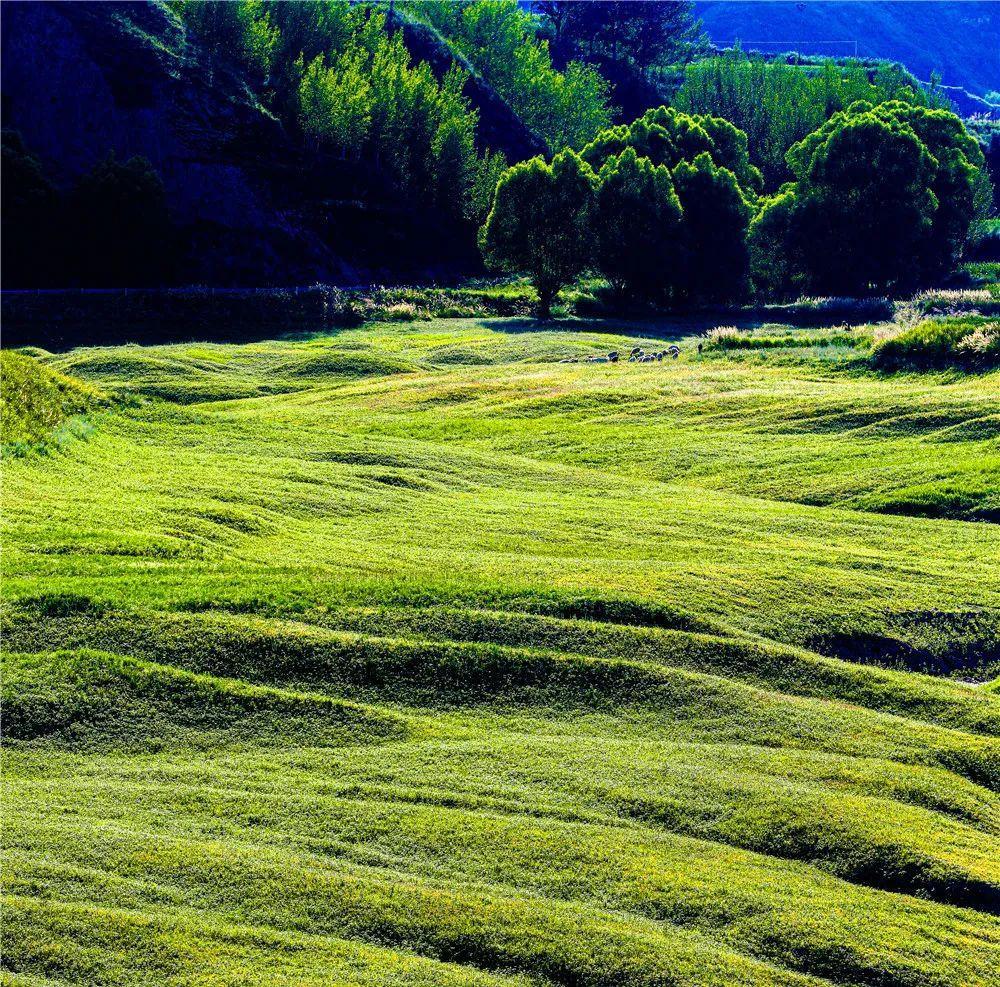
0 348 106 455
3 319 1000 986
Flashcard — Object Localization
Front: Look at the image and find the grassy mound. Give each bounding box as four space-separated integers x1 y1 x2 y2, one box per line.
1 350 106 454
2 648 410 749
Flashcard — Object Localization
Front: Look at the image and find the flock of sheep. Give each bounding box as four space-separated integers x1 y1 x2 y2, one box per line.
559 344 682 364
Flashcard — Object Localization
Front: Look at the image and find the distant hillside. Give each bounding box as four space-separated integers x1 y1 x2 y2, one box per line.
695 1 1000 99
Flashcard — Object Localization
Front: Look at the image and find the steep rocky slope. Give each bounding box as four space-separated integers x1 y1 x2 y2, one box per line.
0 2 543 286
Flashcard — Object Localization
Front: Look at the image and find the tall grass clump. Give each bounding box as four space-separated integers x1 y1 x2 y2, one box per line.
873 318 1000 371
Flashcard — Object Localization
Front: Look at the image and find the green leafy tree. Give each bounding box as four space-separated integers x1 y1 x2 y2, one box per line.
539 1 708 75
408 0 612 151
768 101 987 295
671 152 753 302
791 113 936 294
748 186 802 299
591 147 683 300
582 106 762 198
180 0 279 82
872 102 991 275
298 52 373 156
480 149 596 317
673 52 945 190
466 149 509 225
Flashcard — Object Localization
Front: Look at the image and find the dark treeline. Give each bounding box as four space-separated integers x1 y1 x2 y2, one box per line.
2 133 171 288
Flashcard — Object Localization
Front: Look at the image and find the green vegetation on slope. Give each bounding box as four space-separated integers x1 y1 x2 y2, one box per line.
3 319 999 986
0 349 106 455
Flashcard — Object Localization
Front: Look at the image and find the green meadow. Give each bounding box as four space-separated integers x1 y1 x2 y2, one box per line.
3 316 1000 986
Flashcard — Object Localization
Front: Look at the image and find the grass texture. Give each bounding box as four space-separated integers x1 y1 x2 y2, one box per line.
3 317 1000 987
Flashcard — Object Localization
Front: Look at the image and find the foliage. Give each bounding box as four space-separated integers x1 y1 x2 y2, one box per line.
756 101 991 296
581 104 762 197
406 0 612 151
536 1 708 121
179 0 279 82
538 0 708 75
673 52 945 189
672 152 753 301
583 106 757 301
748 187 800 298
293 10 482 219
479 150 596 315
591 147 683 300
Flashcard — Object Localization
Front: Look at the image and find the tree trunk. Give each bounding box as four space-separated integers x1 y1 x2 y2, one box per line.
537 283 556 320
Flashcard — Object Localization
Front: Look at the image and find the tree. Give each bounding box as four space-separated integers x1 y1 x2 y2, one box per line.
539 1 708 75
671 152 753 302
579 107 757 303
298 52 373 157
748 186 802 299
479 149 596 317
673 52 945 190
872 102 991 276
1 130 59 287
592 148 683 300
180 0 279 83
582 106 762 198
410 0 612 151
70 154 171 286
782 104 975 294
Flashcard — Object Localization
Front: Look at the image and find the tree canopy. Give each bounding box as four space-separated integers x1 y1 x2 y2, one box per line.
753 99 990 295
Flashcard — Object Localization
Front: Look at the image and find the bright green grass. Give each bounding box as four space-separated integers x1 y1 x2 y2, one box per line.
3 319 1000 986
0 349 106 456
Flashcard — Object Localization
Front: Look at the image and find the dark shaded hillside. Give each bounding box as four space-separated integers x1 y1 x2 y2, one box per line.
0 2 543 286
696 1 1000 100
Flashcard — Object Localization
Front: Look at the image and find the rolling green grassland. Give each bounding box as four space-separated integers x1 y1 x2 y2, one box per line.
3 318 1000 986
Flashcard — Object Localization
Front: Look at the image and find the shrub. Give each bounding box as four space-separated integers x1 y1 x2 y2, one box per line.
704 326 743 349
479 150 597 317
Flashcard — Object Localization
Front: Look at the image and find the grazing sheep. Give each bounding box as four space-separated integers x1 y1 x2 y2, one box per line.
639 354 656 362
697 343 703 354
608 351 619 362
668 345 681 360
